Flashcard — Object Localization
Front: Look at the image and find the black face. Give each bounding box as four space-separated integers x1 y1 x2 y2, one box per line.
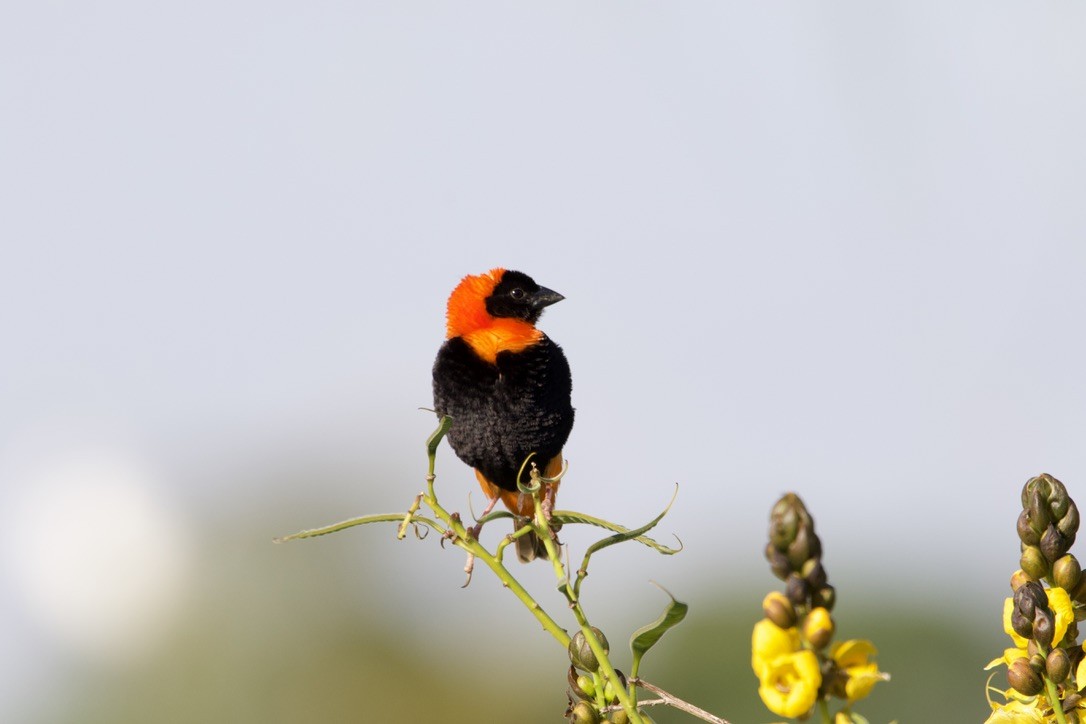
485 270 565 323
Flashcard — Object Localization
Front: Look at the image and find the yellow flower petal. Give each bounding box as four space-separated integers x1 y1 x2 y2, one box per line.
1002 598 1029 649
1048 587 1073 646
757 649 821 718
752 619 799 677
986 648 1029 670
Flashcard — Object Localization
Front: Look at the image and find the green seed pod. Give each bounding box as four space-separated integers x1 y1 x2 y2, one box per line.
1054 555 1082 592
569 701 600 724
1008 658 1044 696
569 628 609 672
1047 648 1071 684
1021 545 1050 579
763 592 797 629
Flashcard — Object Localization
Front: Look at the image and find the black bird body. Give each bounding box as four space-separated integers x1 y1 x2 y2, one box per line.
431 268 574 561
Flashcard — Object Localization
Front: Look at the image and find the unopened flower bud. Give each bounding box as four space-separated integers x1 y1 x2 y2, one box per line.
569 628 609 672
1008 657 1044 696
803 607 835 650
1041 524 1070 562
763 591 797 629
1010 569 1035 592
1018 510 1041 545
1034 610 1055 648
813 585 836 611
569 701 600 724
1047 648 1071 683
1020 546 1050 581
802 559 828 589
785 574 810 606
766 545 792 580
1054 555 1082 592
568 666 595 700
609 712 630 724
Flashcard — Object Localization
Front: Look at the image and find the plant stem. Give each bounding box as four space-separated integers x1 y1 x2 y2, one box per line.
1045 675 1069 724
818 699 832 724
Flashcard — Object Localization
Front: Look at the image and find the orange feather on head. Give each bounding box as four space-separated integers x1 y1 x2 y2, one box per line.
445 268 543 363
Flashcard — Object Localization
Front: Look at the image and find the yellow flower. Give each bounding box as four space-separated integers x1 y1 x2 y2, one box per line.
757 649 822 718
983 699 1046 723
830 639 889 702
752 618 800 677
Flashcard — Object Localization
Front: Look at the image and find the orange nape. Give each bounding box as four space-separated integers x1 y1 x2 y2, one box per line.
474 454 564 518
445 268 543 363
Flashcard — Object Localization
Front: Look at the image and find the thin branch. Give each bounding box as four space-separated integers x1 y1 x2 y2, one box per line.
630 678 730 724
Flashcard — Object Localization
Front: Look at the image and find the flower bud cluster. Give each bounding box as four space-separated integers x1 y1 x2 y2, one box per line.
765 493 836 613
987 474 1086 723
1018 474 1082 592
565 629 630 724
754 493 887 721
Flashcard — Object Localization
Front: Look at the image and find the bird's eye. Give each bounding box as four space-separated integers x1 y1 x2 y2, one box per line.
510 288 525 300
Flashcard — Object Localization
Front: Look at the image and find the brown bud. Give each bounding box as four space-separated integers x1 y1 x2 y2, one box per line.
1054 555 1082 592
1018 510 1041 546
786 574 810 605
1034 609 1056 648
1010 569 1036 592
802 559 828 589
1041 524 1070 562
1047 648 1071 684
813 585 836 612
1008 657 1044 696
763 592 797 629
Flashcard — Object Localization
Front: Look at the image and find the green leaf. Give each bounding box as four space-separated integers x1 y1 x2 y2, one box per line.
629 583 688 679
555 484 682 557
274 512 441 543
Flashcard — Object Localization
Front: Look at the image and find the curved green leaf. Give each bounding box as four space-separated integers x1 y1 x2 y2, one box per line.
274 513 442 543
629 583 688 679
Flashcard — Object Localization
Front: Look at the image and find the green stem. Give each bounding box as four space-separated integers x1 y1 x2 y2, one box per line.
1044 674 1068 724
533 494 645 724
818 699 832 724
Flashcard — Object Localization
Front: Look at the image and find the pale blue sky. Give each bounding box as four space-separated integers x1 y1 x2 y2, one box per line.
2 2 1085 719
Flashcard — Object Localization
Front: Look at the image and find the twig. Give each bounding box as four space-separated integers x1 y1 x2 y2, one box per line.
630 678 730 724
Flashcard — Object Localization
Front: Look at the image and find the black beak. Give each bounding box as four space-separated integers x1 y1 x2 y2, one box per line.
531 286 565 309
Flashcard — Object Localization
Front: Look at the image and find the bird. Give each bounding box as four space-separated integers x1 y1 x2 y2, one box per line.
432 268 574 562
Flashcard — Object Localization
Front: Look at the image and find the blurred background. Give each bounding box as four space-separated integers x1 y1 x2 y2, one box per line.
3 2 1085 722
